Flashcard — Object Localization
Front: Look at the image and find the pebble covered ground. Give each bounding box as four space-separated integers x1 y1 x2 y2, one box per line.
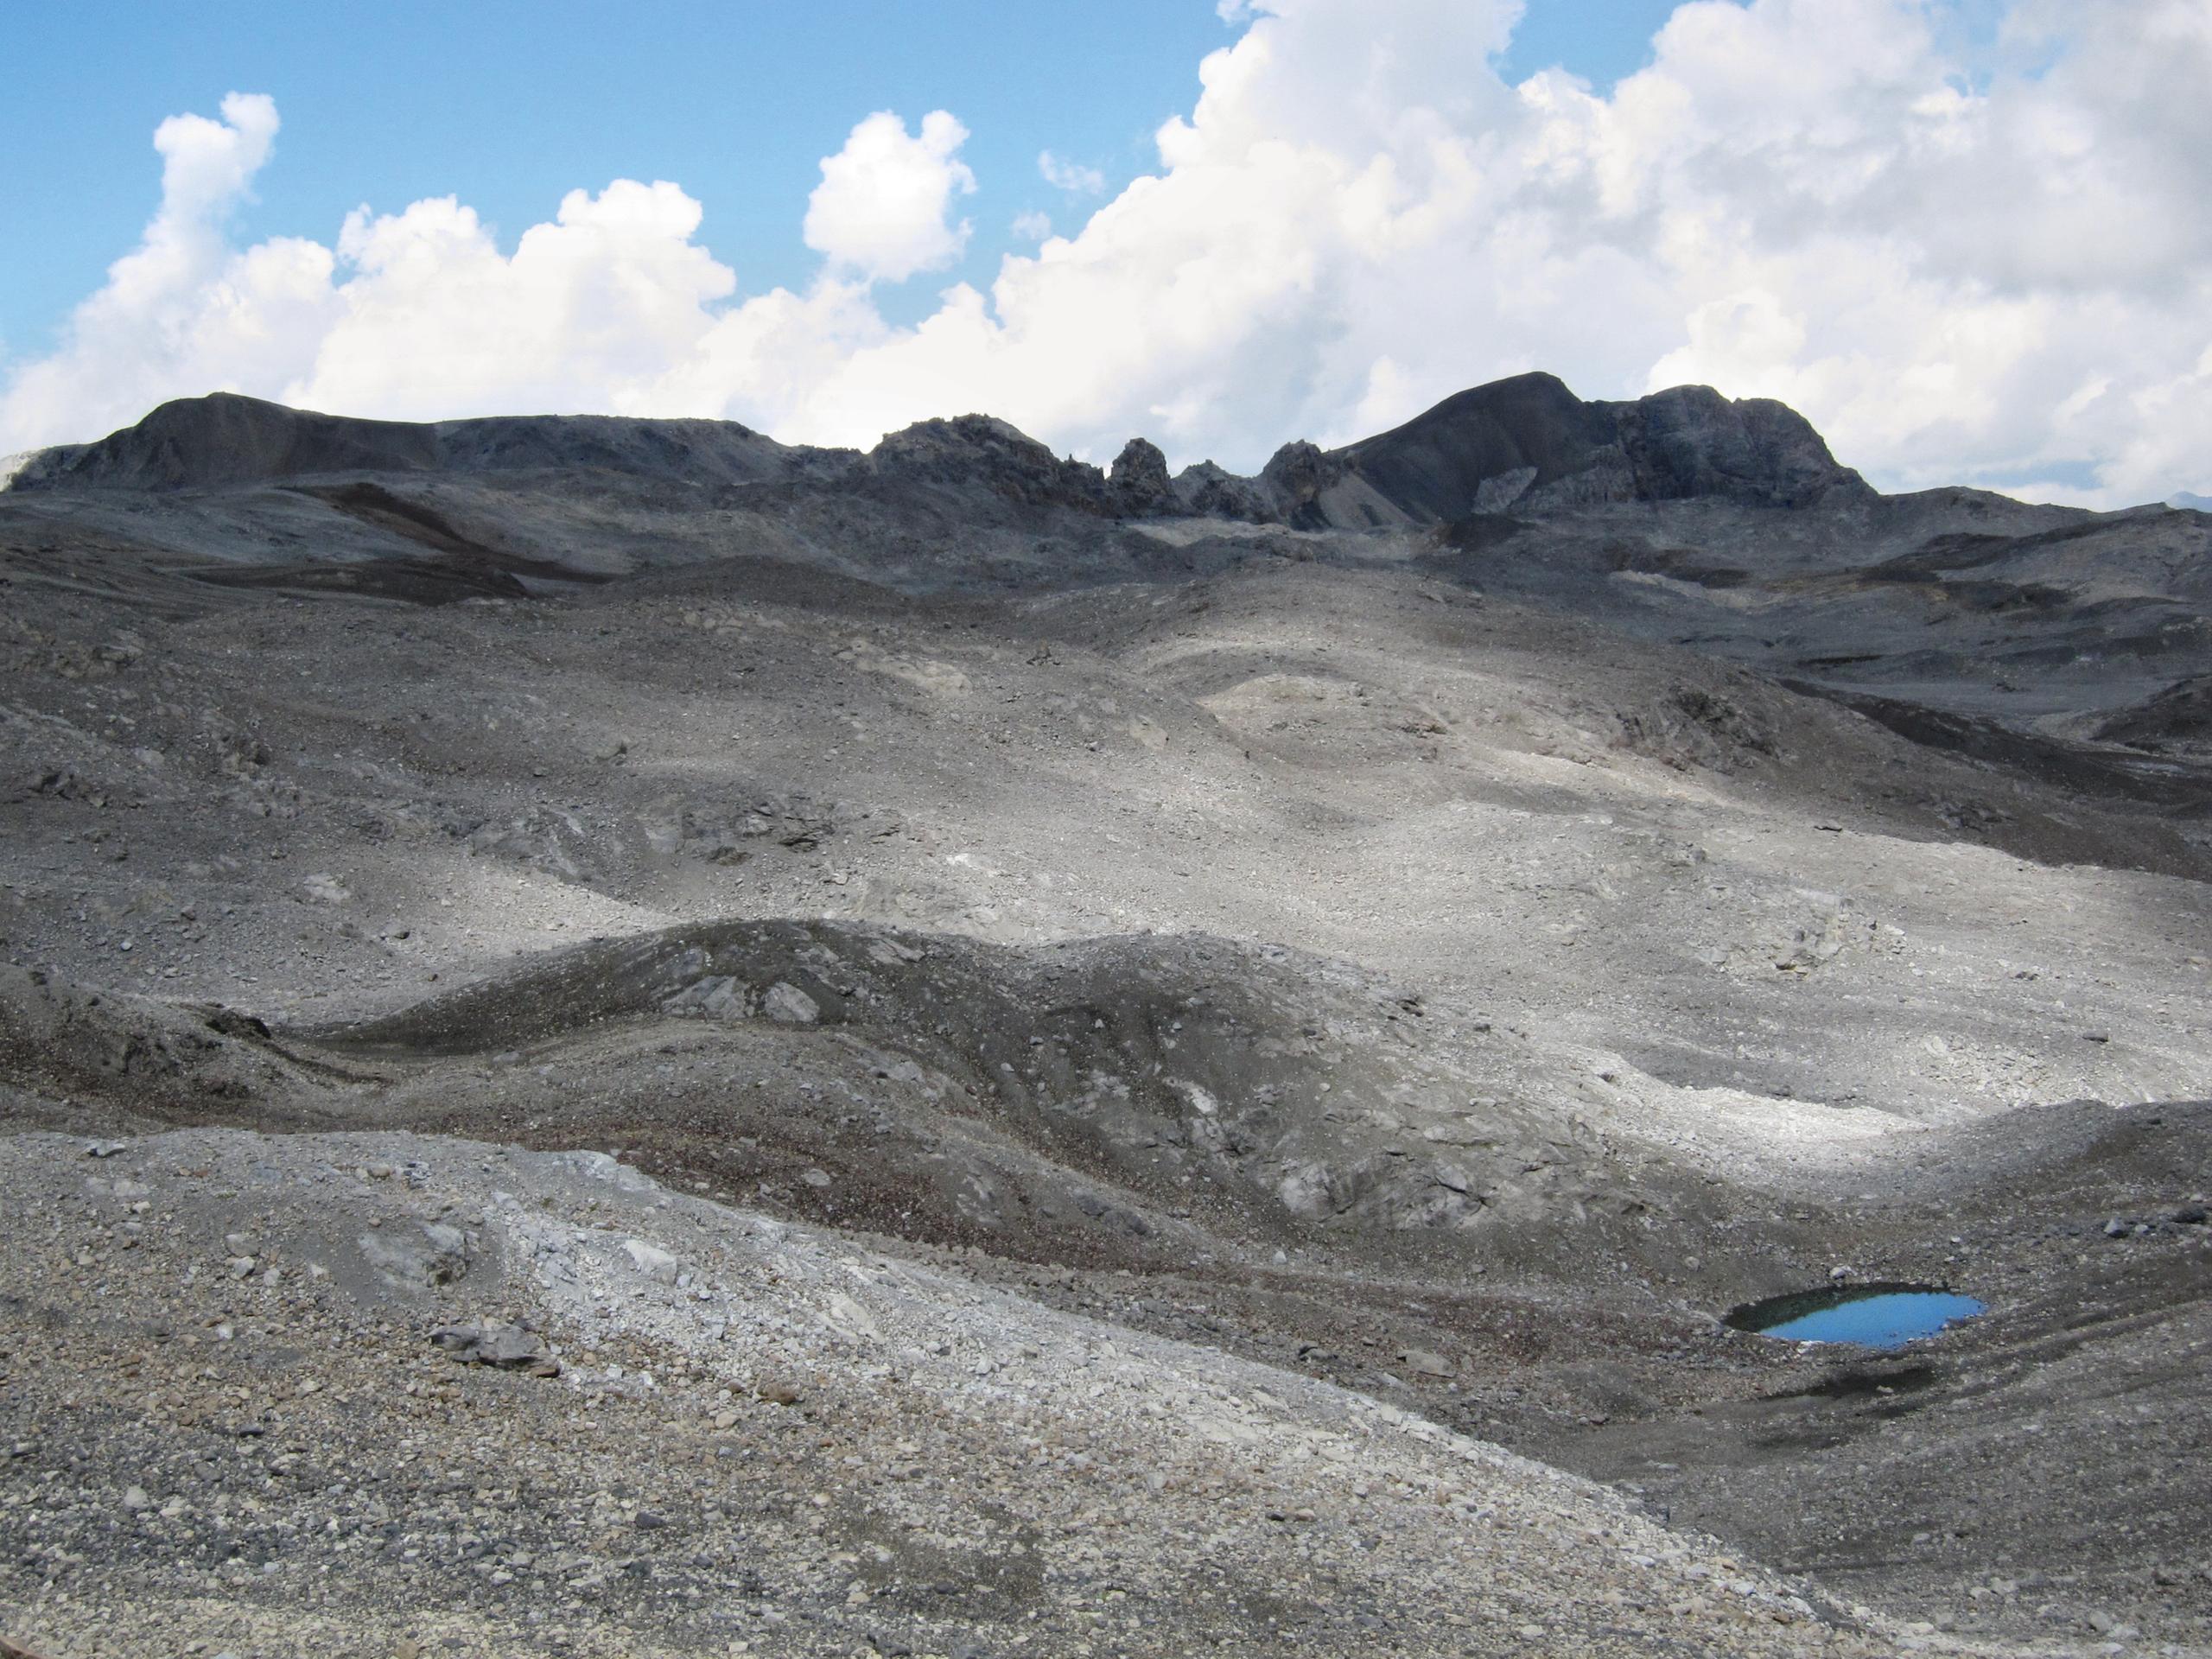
0 1128 1986 1659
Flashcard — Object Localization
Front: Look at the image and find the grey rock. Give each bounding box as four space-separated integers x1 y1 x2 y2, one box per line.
1400 1347 1455 1379
429 1319 557 1374
1170 460 1279 522
1108 438 1173 515
623 1237 680 1282
664 975 747 1020
358 1221 470 1288
762 982 820 1026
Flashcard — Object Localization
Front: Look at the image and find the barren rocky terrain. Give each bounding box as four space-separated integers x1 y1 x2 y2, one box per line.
0 376 2207 1656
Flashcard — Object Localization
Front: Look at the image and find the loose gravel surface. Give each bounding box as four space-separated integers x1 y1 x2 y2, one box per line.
3 393 2209 1656
0 1128 1957 1659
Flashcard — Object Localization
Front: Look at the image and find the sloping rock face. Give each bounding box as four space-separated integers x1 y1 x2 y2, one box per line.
9 391 836 493
1330 372 1871 523
1333 372 1625 520
2098 675 2212 753
15 393 443 490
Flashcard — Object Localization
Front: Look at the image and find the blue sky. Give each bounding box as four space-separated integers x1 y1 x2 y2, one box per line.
0 0 1683 361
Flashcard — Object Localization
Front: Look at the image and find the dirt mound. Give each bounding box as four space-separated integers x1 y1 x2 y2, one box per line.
304 921 1642 1263
0 963 338 1135
2098 675 2212 752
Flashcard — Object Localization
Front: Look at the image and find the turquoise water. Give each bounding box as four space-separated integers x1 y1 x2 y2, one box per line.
1726 1285 1985 1350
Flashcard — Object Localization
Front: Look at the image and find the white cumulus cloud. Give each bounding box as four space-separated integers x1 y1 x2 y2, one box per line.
4 2 2211 508
802 110 976 283
0 92 340 450
292 181 736 421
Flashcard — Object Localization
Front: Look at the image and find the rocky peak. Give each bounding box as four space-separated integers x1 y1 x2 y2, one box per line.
868 415 1108 510
1328 372 1870 524
1171 461 1278 522
1611 385 1870 510
1107 437 1173 515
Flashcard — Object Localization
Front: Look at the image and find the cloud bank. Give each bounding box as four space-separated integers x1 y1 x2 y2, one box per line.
3 0 2209 506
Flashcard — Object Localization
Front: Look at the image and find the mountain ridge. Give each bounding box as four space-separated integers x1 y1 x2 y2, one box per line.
7 370 1870 524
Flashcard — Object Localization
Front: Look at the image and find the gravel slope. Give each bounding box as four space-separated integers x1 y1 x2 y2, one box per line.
0 1128 1952 1659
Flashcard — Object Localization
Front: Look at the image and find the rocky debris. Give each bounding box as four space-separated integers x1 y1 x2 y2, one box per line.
1615 681 1783 773
303 918 1629 1249
0 963 309 1128
2097 673 2212 753
0 1127 1937 1659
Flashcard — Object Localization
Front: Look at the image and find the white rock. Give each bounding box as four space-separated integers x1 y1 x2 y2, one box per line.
623 1238 680 1283
763 982 822 1025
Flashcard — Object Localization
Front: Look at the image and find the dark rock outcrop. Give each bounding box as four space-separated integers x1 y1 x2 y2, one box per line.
1108 438 1174 515
1261 441 1348 530
1172 461 1278 522
15 393 441 491
1332 372 1870 524
1613 385 1867 510
867 415 1109 511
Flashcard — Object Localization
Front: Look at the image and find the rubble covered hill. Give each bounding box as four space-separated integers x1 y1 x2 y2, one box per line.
0 374 2208 1657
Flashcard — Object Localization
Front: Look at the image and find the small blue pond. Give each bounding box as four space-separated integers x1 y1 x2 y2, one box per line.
1725 1284 1985 1351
